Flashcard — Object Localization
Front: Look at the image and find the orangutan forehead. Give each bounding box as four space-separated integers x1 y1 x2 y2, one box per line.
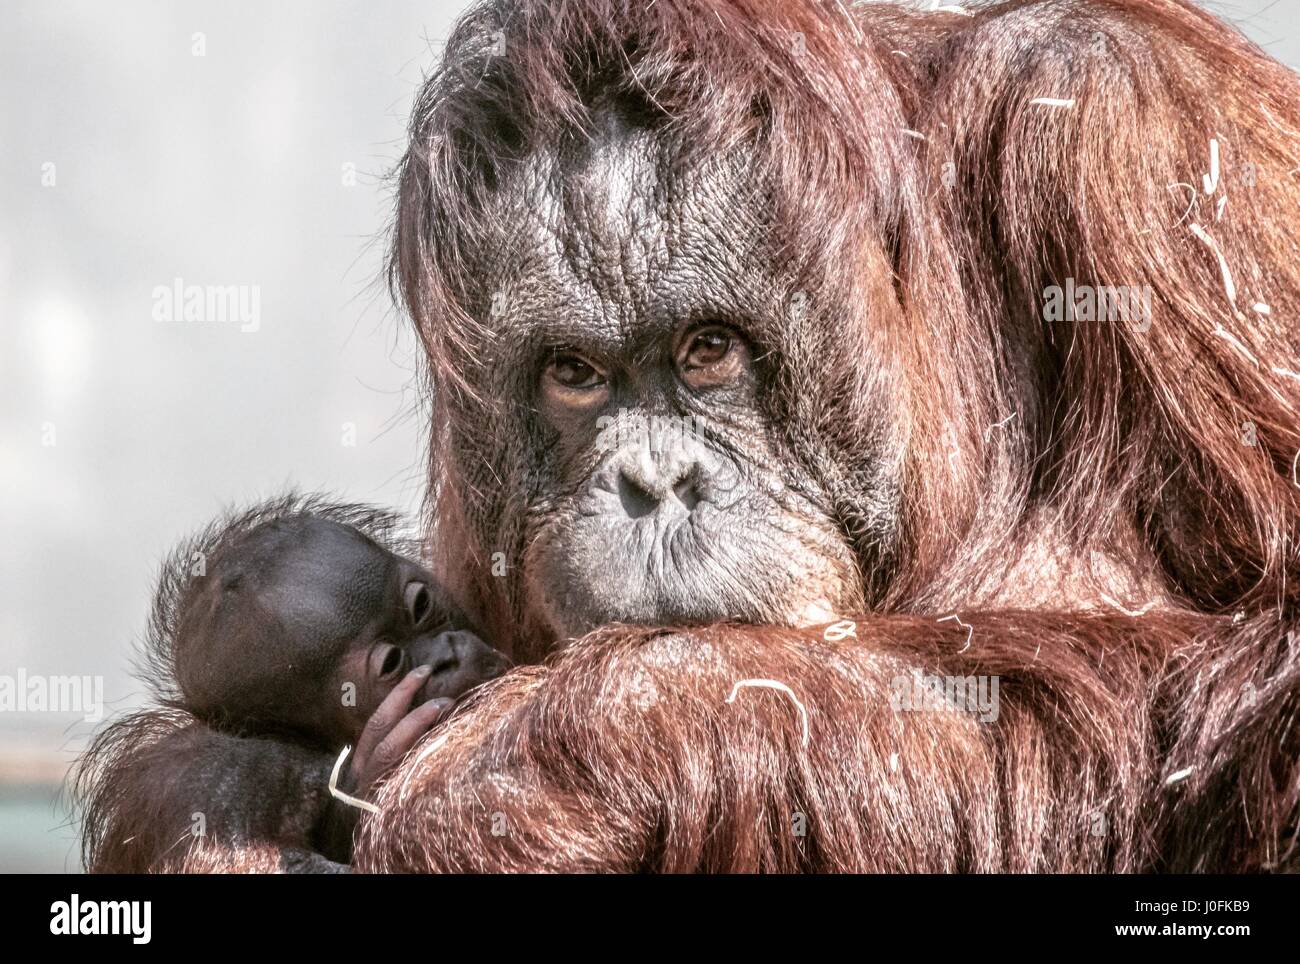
471 115 786 347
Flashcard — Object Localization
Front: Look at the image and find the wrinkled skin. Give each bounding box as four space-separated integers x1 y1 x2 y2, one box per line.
442 119 891 650
506 125 866 636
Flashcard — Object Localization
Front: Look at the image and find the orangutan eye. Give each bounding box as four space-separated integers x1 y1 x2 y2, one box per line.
682 328 733 368
545 352 606 389
370 643 406 680
405 582 431 625
676 324 749 389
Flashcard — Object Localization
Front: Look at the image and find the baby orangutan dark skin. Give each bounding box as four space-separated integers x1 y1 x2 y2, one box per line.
78 496 508 872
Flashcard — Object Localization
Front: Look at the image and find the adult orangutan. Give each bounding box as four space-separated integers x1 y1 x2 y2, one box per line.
80 0 1300 873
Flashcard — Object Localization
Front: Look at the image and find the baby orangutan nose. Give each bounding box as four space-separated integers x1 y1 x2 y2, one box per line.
415 629 510 701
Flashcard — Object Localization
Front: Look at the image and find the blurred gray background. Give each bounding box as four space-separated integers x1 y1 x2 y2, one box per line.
0 0 471 872
0 0 1295 872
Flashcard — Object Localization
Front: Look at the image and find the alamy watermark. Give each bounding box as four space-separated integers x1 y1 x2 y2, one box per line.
151 278 261 332
889 669 1001 723
50 895 150 944
595 410 707 454
1042 278 1152 332
0 669 103 722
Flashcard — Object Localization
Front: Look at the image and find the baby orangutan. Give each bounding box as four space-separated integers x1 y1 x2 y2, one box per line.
78 496 509 872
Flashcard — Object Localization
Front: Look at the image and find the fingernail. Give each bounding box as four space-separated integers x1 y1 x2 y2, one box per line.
412 664 433 678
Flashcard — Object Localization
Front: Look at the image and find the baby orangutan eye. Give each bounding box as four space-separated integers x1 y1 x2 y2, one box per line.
369 643 406 681
676 324 749 390
405 581 431 625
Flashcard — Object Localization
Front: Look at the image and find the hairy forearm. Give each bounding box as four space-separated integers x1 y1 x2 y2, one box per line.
357 614 1207 872
79 610 1295 872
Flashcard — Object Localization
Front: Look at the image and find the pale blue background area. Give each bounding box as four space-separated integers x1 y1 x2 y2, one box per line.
0 0 1296 871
